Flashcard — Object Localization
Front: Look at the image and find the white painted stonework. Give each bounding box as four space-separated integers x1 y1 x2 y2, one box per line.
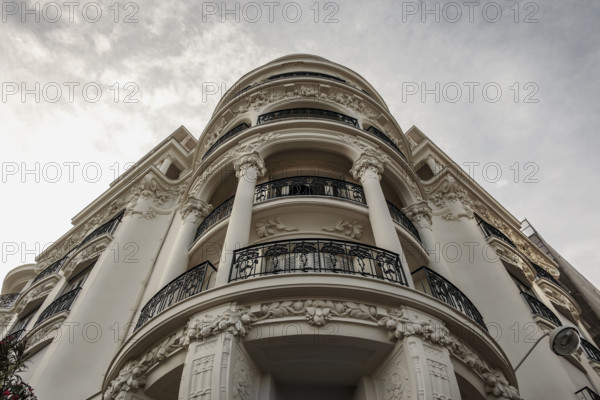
1 54 599 400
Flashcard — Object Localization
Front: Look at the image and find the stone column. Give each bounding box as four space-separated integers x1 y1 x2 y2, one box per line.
216 153 266 286
350 153 413 287
157 197 212 287
158 156 173 174
404 201 452 280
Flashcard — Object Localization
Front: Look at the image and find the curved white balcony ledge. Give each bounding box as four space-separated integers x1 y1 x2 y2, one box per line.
106 273 515 390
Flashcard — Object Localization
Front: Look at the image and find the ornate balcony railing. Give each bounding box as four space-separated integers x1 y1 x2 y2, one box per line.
32 256 69 284
521 292 562 326
576 387 600 400
195 197 235 241
580 338 600 363
0 293 19 309
267 71 346 83
531 262 561 286
387 201 421 243
202 122 250 160
255 176 366 205
78 210 124 248
34 288 81 327
475 215 516 249
257 108 358 128
412 267 487 331
230 238 408 286
3 329 25 341
366 126 407 161
135 262 216 330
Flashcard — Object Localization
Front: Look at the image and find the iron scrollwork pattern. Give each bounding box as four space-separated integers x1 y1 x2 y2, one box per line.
202 122 250 160
366 126 407 160
34 287 82 327
387 201 422 243
79 210 125 248
230 238 408 286
257 108 359 128
475 214 516 248
32 256 69 284
412 267 488 331
195 197 235 241
255 176 366 205
580 338 600 363
531 262 561 286
135 261 216 330
520 291 562 326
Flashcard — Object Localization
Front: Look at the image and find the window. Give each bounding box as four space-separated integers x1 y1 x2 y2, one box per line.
10 306 40 335
61 262 94 295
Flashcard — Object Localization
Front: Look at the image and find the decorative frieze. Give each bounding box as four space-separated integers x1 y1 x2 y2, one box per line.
255 217 299 238
322 219 363 239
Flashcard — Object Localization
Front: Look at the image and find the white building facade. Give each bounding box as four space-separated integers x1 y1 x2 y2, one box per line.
1 54 599 400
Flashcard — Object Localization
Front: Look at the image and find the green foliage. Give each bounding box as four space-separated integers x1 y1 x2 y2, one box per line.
0 333 36 399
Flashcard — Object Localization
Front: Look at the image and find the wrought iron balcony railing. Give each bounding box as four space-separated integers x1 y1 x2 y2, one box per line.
34 288 81 327
194 196 235 241
230 238 408 286
3 329 25 341
475 215 516 249
202 122 250 160
366 126 407 161
521 291 562 326
267 71 347 83
576 387 600 400
255 176 366 205
0 293 19 309
257 108 358 128
387 201 421 243
580 338 600 363
412 267 487 331
531 262 561 286
135 262 216 330
32 256 69 284
78 210 124 248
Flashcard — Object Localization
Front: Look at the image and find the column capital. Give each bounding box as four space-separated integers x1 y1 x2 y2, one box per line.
403 201 433 230
180 197 212 224
350 153 385 181
233 152 266 179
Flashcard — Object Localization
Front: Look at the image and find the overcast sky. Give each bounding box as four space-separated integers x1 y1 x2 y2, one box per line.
1 0 599 289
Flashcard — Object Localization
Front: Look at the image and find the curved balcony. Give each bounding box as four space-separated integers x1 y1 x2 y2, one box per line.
34 287 81 327
267 71 346 83
194 196 235 241
531 262 561 286
476 214 516 248
257 108 358 128
366 126 407 160
0 293 19 309
412 267 487 331
229 238 408 286
202 122 249 160
521 291 561 326
135 262 216 330
32 256 69 285
580 338 600 363
255 176 366 205
387 201 421 243
78 210 124 248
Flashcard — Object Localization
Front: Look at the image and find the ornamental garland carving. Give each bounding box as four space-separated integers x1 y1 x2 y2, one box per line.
256 217 299 238
254 300 378 327
322 219 363 239
104 302 521 400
